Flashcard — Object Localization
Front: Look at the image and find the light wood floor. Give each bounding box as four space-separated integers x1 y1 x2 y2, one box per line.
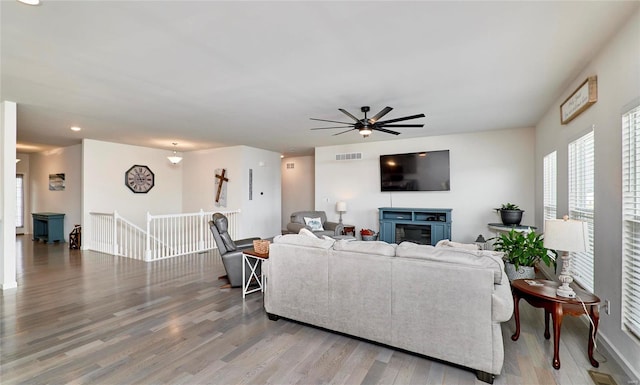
0 237 631 385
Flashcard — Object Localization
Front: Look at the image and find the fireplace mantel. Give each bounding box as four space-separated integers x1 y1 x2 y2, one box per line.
378 207 452 245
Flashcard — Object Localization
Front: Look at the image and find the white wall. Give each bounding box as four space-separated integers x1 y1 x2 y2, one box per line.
182 146 247 213
315 127 535 243
241 147 282 238
1 101 17 290
281 155 314 230
535 8 640 380
82 139 183 230
30 145 82 240
182 145 281 239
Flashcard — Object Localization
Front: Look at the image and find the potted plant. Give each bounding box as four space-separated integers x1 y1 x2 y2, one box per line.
492 229 557 281
497 203 524 226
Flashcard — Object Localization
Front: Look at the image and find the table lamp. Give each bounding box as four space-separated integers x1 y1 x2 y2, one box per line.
543 215 589 298
336 201 347 224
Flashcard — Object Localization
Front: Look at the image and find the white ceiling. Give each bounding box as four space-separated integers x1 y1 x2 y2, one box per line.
2 1 637 156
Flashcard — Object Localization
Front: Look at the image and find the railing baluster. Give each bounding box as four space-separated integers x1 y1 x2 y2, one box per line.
89 209 239 261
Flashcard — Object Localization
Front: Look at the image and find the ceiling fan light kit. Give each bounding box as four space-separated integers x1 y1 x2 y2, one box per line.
310 106 425 138
167 142 183 164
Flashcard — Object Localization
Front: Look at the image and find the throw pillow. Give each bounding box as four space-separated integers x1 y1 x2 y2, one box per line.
299 228 319 238
273 234 335 249
304 216 324 231
435 239 480 250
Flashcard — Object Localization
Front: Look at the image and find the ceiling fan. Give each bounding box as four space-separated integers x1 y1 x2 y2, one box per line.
310 106 425 137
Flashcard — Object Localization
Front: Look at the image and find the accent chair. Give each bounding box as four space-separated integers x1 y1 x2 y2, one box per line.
209 212 260 288
286 210 344 237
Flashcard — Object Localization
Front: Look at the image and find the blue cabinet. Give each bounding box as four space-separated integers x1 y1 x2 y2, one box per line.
379 207 451 245
32 212 65 243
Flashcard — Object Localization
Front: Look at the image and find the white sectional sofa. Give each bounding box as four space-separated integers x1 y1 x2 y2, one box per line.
263 234 514 383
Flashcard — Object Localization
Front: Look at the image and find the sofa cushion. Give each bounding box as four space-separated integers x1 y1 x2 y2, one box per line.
396 242 504 284
333 240 396 257
304 217 324 231
273 234 335 249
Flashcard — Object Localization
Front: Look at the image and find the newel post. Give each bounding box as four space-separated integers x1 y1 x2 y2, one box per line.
198 209 205 251
145 212 152 261
113 210 119 256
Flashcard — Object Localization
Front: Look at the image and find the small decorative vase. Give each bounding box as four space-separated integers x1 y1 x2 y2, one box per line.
500 209 524 226
505 263 535 281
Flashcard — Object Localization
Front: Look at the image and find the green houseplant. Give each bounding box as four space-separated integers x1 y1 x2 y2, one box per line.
492 229 557 280
496 202 524 226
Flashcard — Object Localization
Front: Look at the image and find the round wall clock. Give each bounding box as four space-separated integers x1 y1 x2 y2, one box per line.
125 165 155 193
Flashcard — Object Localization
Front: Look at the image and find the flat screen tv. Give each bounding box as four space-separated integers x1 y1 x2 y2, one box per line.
380 150 450 192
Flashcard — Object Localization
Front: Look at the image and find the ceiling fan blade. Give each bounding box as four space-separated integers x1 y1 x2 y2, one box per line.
369 106 393 123
373 127 401 135
333 128 357 136
339 108 361 123
311 126 353 130
310 118 354 125
379 124 424 128
376 113 426 125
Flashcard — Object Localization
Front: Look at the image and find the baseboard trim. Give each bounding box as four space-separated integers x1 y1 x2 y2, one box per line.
1 281 18 290
598 333 640 383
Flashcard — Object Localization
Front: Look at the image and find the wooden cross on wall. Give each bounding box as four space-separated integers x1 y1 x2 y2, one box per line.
215 169 229 203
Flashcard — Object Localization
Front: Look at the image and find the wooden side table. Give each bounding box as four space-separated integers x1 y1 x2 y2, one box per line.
511 279 600 370
342 225 355 236
242 248 269 299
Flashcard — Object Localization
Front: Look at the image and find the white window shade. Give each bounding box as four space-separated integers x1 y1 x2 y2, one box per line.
568 130 595 293
16 174 24 228
622 105 640 341
543 151 557 224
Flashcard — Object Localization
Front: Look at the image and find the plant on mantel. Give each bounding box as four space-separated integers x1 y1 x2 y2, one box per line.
500 203 520 211
495 202 524 226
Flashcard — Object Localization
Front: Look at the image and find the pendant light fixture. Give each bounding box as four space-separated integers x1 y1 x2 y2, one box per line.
167 143 183 164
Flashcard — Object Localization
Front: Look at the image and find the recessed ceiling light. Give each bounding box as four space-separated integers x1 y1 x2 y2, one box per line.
70 126 82 132
17 0 40 5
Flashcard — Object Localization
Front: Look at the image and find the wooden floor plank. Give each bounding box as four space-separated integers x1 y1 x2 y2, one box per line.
0 237 632 384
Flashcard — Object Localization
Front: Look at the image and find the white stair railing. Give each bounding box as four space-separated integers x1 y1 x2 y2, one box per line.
89 212 116 255
88 209 240 261
118 214 147 260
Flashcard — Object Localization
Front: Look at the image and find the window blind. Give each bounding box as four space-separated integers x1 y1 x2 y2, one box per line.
622 105 640 341
16 174 24 228
543 151 557 224
568 130 595 293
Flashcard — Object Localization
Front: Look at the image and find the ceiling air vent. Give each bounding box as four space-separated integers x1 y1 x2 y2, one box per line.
335 152 363 161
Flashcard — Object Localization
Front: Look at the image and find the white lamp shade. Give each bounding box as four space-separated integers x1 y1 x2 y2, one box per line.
336 201 347 212
544 218 588 252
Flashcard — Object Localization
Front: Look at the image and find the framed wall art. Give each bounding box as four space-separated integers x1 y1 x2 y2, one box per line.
560 76 597 125
49 173 65 191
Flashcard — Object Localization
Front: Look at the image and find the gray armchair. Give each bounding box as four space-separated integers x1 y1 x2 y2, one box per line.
209 213 260 288
286 210 344 237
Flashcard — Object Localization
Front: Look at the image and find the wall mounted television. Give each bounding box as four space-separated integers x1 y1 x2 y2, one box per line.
380 150 450 192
